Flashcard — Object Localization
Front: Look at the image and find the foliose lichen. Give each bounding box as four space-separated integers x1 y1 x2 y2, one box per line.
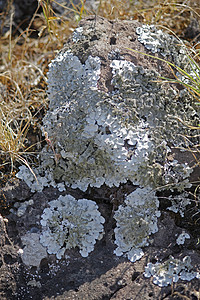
40 195 105 259
163 160 192 192
144 256 200 287
167 193 191 217
136 24 200 86
72 26 84 42
135 24 186 61
21 232 47 267
176 232 190 245
16 165 65 192
114 187 160 262
38 48 198 192
11 199 34 217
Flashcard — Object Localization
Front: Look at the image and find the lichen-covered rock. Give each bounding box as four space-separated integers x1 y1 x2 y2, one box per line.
114 187 160 262
144 256 200 287
14 17 200 270
40 195 105 259
37 17 199 192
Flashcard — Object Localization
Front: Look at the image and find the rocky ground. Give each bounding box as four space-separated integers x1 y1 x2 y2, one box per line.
0 178 200 300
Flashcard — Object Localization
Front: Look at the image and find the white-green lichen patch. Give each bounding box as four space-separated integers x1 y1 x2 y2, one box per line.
144 256 200 287
21 232 47 267
12 199 34 217
40 195 105 259
114 187 160 262
176 232 190 245
136 24 186 60
16 165 65 193
39 47 197 192
167 193 191 217
136 24 200 87
72 26 84 42
163 160 192 192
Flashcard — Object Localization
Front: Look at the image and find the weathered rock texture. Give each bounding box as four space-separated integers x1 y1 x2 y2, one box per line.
1 16 200 300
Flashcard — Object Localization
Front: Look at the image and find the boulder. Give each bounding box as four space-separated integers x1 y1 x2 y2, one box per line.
40 16 199 192
2 16 200 299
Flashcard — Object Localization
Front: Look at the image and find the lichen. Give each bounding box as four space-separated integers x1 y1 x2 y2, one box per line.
144 256 199 287
21 232 47 267
136 24 200 86
114 187 160 262
135 24 187 64
176 232 190 245
167 193 191 217
72 26 84 42
11 199 34 217
163 161 192 192
38 49 197 192
40 195 105 259
16 165 65 192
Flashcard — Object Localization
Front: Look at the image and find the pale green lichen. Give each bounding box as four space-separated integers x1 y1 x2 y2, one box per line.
136 24 200 94
12 199 34 217
167 193 191 217
16 165 65 192
39 49 197 192
40 195 105 259
114 187 160 262
72 26 84 42
144 256 199 287
20 233 47 267
136 24 188 64
176 232 190 245
14 23 200 271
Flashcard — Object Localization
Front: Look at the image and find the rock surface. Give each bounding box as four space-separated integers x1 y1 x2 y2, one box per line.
40 16 200 192
0 16 200 300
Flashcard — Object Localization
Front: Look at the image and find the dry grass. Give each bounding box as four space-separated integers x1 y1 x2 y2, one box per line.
0 0 199 182
0 0 76 179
